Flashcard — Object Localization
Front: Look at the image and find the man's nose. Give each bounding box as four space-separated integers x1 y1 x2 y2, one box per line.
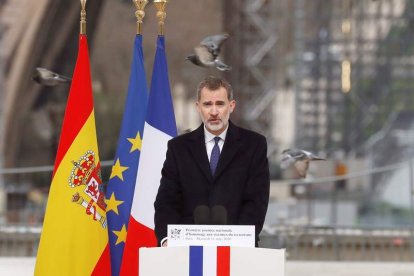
210 105 219 115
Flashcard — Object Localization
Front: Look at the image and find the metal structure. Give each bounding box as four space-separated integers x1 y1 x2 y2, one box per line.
0 0 105 169
293 0 414 155
0 0 105 224
223 0 279 159
224 0 414 161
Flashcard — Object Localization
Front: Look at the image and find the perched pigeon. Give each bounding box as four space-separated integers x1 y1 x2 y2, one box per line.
280 149 326 178
32 67 71 86
186 33 231 71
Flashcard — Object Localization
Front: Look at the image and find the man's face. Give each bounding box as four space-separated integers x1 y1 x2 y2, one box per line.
196 87 236 135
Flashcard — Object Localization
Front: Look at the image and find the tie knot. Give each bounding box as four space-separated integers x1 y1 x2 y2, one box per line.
214 136 220 144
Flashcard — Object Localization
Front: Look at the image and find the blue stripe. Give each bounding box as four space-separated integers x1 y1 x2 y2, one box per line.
189 246 203 276
146 35 177 137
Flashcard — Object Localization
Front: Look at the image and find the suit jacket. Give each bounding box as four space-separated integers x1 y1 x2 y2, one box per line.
154 121 270 245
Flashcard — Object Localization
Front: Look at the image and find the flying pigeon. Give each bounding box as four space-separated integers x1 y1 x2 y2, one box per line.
200 33 229 57
280 149 326 178
32 67 71 86
186 33 232 71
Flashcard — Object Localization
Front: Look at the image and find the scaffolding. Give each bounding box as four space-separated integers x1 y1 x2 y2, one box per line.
225 0 414 161
293 0 414 155
223 0 279 160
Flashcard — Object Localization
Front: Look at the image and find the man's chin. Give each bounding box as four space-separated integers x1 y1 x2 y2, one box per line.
206 122 224 133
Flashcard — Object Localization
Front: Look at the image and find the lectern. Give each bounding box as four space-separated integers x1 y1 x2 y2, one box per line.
139 246 285 276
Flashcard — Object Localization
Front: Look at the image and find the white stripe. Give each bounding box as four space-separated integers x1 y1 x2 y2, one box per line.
131 122 172 229
203 246 217 276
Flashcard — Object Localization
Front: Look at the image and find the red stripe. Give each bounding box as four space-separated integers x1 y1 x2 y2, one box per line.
217 246 230 276
91 244 111 276
52 34 94 176
120 217 157 276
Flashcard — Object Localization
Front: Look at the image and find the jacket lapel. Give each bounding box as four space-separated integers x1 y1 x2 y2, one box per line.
214 122 241 179
188 124 213 182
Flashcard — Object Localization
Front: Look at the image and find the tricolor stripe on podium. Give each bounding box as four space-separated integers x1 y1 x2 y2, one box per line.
189 246 230 276
139 246 285 275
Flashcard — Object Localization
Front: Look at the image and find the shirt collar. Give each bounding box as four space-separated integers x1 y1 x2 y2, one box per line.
204 124 228 143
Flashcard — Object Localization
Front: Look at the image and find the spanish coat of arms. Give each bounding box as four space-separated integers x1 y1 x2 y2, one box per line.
69 150 107 228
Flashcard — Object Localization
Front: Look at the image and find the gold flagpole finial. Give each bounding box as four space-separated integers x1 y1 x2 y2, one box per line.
133 0 149 35
153 0 168 35
80 0 87 34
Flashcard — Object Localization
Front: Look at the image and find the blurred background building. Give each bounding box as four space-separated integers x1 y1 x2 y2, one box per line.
1 0 414 264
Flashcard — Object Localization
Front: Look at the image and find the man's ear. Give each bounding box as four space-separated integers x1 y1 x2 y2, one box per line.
229 100 236 113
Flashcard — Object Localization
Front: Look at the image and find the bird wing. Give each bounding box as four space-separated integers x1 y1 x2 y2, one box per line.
200 33 229 57
214 59 232 71
36 67 53 78
280 154 296 169
291 150 309 160
309 154 326 161
294 149 326 161
54 73 71 82
294 160 309 178
35 67 71 82
194 45 215 64
200 34 229 48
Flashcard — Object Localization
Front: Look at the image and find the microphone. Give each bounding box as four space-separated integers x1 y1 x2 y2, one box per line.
211 205 227 225
193 205 210 225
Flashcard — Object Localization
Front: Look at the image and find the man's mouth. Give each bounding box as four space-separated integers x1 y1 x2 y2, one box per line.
209 118 221 124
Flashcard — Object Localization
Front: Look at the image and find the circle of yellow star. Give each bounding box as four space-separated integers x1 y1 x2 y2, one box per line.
112 224 127 245
110 158 128 181
127 132 142 153
105 192 124 215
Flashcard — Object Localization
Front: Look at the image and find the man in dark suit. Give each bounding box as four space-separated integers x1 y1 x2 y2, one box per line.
154 76 270 246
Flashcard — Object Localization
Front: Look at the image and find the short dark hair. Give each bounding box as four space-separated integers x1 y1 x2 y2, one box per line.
196 76 234 101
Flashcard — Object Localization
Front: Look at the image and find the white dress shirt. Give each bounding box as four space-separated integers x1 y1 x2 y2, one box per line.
204 125 228 161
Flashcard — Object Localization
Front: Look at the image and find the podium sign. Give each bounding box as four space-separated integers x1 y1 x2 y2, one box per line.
140 246 285 276
168 225 255 247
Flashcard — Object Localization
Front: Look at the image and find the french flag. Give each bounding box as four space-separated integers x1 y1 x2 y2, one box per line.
189 246 231 276
120 35 177 276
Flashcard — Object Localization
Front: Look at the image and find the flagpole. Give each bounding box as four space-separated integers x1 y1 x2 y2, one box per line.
133 0 148 35
153 0 168 35
80 0 87 35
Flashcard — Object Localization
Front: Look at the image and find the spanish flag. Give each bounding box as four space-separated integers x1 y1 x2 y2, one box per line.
35 35 110 275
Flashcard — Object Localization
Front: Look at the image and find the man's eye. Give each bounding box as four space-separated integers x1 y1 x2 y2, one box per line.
203 103 212 106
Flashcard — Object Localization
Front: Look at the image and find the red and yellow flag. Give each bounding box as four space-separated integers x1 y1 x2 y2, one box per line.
35 35 110 275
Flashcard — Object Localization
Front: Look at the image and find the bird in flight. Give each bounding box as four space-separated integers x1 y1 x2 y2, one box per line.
32 67 71 86
280 149 326 178
186 33 232 71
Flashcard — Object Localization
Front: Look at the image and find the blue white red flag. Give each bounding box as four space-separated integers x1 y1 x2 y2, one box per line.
120 35 177 276
189 246 231 276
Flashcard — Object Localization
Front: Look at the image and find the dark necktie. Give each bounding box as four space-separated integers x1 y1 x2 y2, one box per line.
210 137 221 175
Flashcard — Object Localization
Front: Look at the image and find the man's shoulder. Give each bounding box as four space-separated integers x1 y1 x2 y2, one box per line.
169 126 202 145
231 123 267 142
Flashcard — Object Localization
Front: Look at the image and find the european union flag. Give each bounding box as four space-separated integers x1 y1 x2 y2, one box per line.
120 35 177 276
105 34 148 276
